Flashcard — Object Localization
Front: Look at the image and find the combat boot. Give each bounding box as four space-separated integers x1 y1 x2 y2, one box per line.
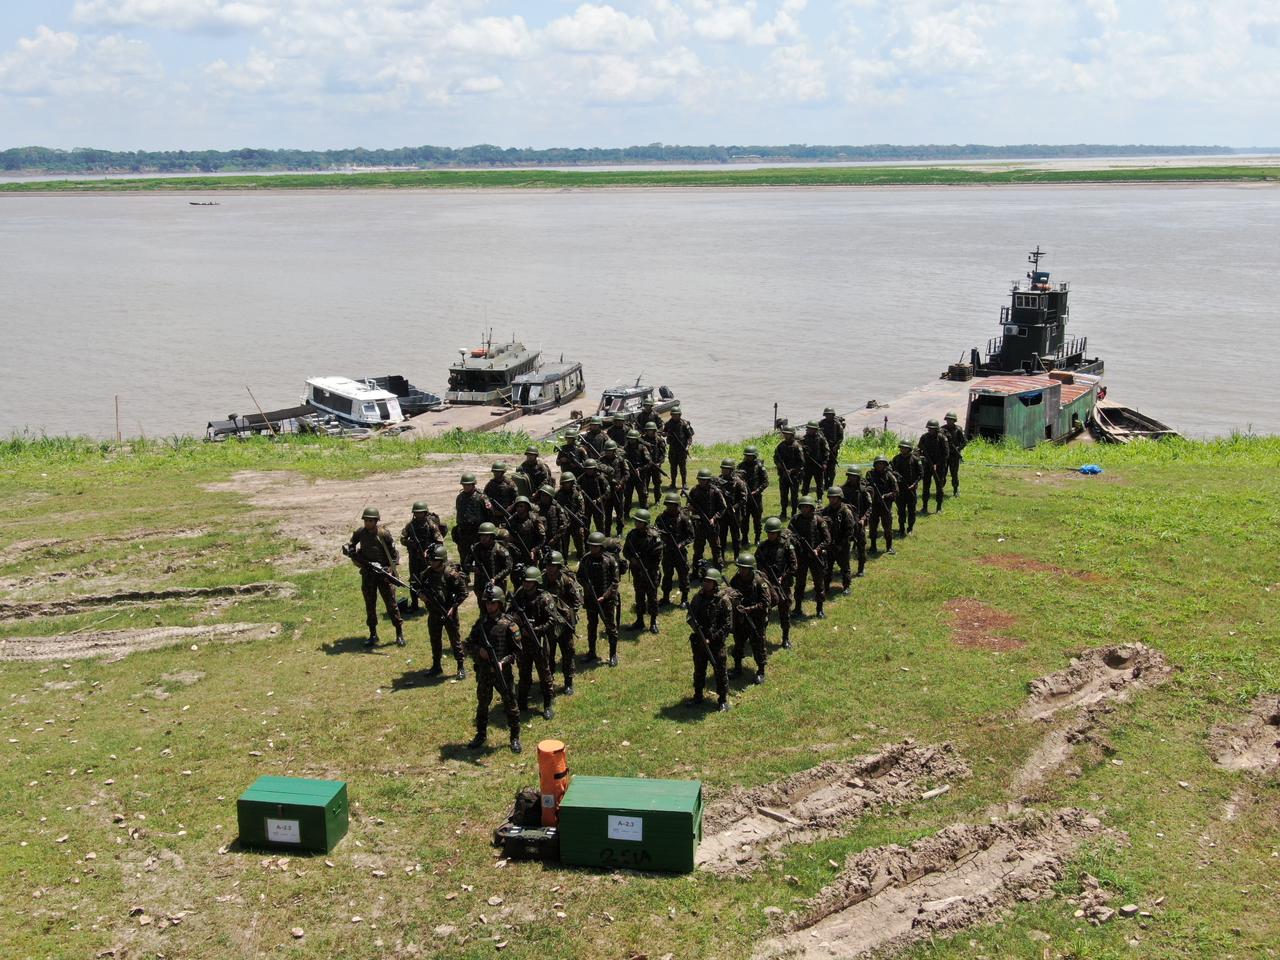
628 618 645 631
468 731 486 750
679 594 688 610
730 660 743 679
717 699 730 712
509 732 522 754
395 625 406 647
425 662 442 676
754 669 765 685
542 703 554 721
648 618 659 634
689 690 706 706
365 631 379 648
815 604 826 620
661 592 671 606
781 631 792 650
564 683 574 696
455 662 467 680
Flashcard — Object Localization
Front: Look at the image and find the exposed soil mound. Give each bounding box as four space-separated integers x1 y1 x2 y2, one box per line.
0 527 209 565
978 553 1103 582
942 599 1022 651
755 809 1106 959
204 457 497 571
0 622 281 662
697 742 969 875
1020 644 1172 723
1209 696 1280 776
1011 644 1172 794
0 582 296 622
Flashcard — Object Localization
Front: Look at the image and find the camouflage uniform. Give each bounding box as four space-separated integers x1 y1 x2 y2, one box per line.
466 605 522 750
622 521 664 631
643 428 667 501
818 410 846 489
916 426 951 513
347 522 403 638
484 470 519 525
505 505 546 584
890 445 922 535
772 430 804 519
788 504 830 618
580 423 607 458
577 545 621 664
800 425 830 496
729 565 771 680
515 452 553 498
655 500 695 606
577 465 610 536
715 464 748 558
534 490 568 563
756 525 797 647
544 564 583 691
416 555 468 674
688 477 728 567
469 535 513 601
820 494 857 594
453 484 491 574
663 412 695 490
399 510 446 609
623 436 650 512
554 477 588 558
687 581 733 708
942 417 967 495
866 461 898 553
555 436 587 477
598 451 625 535
841 470 871 577
510 581 557 717
737 451 770 544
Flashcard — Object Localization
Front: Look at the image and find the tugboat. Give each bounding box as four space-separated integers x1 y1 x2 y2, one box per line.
445 335 541 405
960 247 1104 378
511 359 585 413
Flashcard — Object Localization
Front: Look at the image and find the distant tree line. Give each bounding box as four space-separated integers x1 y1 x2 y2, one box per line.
0 142 1235 174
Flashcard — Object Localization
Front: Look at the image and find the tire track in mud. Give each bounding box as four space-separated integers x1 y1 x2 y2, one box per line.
0 582 296 622
0 622 282 662
1209 695 1280 777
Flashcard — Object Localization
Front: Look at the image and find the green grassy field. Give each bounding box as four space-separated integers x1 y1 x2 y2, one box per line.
1 165 1278 193
1 431 1277 959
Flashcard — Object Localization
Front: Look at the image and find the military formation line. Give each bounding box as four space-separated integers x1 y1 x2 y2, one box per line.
343 399 968 754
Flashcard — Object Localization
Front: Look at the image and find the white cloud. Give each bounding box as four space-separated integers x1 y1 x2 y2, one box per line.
692 0 805 46
443 16 534 58
0 25 161 98
770 43 825 102
544 5 658 53
72 0 274 32
456 74 504 95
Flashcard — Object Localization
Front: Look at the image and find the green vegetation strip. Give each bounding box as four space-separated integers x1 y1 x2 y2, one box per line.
1 432 1277 959
2 165 1278 192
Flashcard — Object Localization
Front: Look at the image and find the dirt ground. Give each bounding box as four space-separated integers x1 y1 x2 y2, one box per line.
0 582 296 622
755 809 1107 959
203 455 501 572
697 742 969 875
1208 695 1280 776
0 622 282 663
941 598 1021 651
978 553 1104 582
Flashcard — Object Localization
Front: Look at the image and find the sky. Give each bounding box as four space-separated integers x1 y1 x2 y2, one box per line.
0 0 1276 151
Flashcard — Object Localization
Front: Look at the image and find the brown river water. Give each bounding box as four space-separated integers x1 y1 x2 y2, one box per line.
2 185 1278 442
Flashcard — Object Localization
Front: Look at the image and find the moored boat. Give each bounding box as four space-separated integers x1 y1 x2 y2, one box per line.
359 375 444 416
445 337 541 405
967 371 1102 448
1089 402 1180 443
511 360 585 413
594 381 678 423
304 376 405 427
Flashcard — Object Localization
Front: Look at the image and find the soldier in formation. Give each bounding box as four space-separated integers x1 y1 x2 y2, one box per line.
773 425 803 519
738 445 769 545
655 492 693 608
819 407 845 489
788 495 830 620
534 484 567 563
399 500 446 613
890 440 921 537
578 531 621 666
622 508 663 633
942 411 966 496
642 421 667 502
729 552 771 685
663 405 695 491
505 496 545 576
469 522 512 600
866 456 898 554
801 421 830 496
453 474 491 574
686 567 733 711
687 469 727 567
840 466 870 579
484 462 519 523
510 567 557 721
755 516 796 649
716 457 748 559
820 487 856 596
516 445 553 496
346 507 405 647
554 471 588 559
417 544 468 678
917 419 950 513
555 430 586 476
465 584 524 754
623 429 650 513
542 551 582 695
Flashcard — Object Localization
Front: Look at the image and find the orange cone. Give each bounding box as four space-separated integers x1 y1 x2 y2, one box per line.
537 739 570 826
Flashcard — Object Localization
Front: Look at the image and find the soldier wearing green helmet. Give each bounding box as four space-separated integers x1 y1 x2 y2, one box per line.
597 441 625 536
729 552 771 684
542 550 583 694
841 466 871 578
655 492 694 608
346 506 405 647
737 445 770 545
890 440 923 537
516 445 553 498
505 496 545 588
716 457 748 558
555 429 587 476
534 484 567 562
641 420 666 502
554 470 588 559
398 500 447 612
622 428 650 514
416 543 468 678
622 508 663 633
773 424 804 519
465 582 524 754
581 416 607 457
820 487 856 595
454 473 491 575
789 495 830 619
606 414 629 449
662 404 695 492
801 420 830 497
941 411 967 496
917 419 951 513
688 468 727 567
819 407 846 489
510 566 556 721
755 516 797 648
686 566 733 711
867 455 898 554
484 462 519 522
577 530 621 665
469 521 513 602
577 458 610 538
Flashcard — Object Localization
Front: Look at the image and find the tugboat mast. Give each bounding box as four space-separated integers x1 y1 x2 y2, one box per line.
1027 246 1045 277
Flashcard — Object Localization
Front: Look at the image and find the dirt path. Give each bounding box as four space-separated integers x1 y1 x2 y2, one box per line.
1209 695 1280 776
1011 644 1172 795
942 599 1021 651
203 455 500 572
0 622 281 662
755 809 1106 959
0 582 296 622
697 742 968 876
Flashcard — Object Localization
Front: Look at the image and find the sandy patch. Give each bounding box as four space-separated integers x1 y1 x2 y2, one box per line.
978 554 1104 582
1010 644 1173 795
0 622 281 662
698 742 968 876
0 581 296 622
1208 696 1280 777
203 456 500 571
942 599 1022 651
755 809 1107 959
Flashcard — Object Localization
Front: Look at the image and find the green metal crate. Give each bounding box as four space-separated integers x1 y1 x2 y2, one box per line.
558 775 702 873
236 775 348 853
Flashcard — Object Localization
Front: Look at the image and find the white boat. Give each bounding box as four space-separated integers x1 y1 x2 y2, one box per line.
511 360 585 413
304 376 405 427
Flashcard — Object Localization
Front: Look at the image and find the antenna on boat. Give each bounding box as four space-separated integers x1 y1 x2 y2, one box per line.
634 371 644 387
1027 246 1046 277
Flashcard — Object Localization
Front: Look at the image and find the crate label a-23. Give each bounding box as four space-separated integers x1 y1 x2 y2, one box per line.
607 814 643 842
266 818 302 844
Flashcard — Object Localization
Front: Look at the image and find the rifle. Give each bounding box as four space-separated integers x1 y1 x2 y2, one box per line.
789 523 826 569
471 620 514 698
688 613 723 674
342 544 407 588
686 496 723 558
656 522 691 579
625 534 661 595
510 598 551 661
